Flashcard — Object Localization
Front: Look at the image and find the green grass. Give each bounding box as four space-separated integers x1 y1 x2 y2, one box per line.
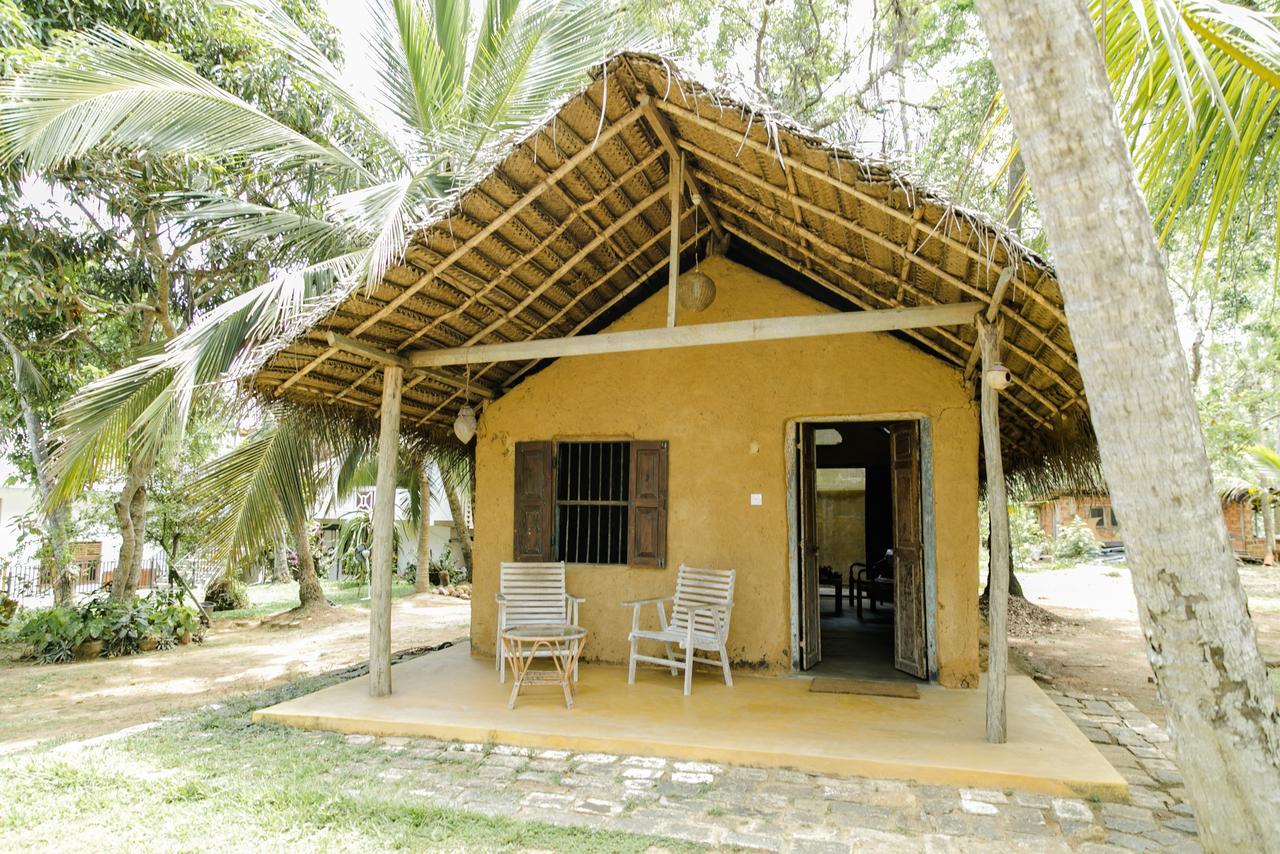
0 672 698 852
212 579 419 622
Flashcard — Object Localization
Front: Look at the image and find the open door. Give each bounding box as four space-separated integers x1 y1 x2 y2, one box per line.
890 422 928 678
797 424 822 669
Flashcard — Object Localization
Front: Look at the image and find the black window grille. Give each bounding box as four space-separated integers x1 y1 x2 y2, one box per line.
555 441 630 564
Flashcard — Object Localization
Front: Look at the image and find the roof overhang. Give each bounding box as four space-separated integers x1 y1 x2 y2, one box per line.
246 53 1092 480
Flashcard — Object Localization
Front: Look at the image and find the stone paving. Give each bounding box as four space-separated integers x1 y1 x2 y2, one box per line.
329 688 1200 852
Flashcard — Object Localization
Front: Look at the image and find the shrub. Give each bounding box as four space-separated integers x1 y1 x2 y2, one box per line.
5 591 202 664
11 606 81 663
145 589 202 645
0 593 19 627
1054 515 1102 561
204 575 249 611
429 547 455 586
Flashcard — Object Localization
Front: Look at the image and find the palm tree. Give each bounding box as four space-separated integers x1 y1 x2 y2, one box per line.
0 0 649 604
1245 444 1280 563
976 0 1280 846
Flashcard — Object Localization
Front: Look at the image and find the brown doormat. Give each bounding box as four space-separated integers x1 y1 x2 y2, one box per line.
809 677 919 699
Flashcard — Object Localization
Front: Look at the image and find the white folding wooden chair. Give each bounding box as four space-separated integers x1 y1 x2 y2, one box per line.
495 561 584 683
623 564 735 695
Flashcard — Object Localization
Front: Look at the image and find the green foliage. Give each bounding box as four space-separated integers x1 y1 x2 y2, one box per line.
5 589 201 663
335 511 374 584
1009 504 1048 568
8 604 80 662
1053 516 1102 562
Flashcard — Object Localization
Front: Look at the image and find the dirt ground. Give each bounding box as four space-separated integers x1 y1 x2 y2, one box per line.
1008 561 1280 723
0 591 470 751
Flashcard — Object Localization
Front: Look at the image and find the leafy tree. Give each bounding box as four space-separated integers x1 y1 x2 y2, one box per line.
0 0 344 600
0 0 647 608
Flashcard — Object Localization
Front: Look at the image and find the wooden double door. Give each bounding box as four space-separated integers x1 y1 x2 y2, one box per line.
796 420 928 678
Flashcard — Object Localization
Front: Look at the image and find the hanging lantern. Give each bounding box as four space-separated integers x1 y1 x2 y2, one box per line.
677 194 716 311
453 404 477 443
677 269 716 311
984 364 1012 390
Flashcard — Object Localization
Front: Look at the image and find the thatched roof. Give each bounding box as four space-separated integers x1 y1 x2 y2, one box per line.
245 53 1097 486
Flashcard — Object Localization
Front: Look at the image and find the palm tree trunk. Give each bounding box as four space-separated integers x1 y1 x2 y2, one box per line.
1 334 73 605
272 535 291 583
442 467 472 577
975 1 1280 846
416 462 432 592
291 517 324 608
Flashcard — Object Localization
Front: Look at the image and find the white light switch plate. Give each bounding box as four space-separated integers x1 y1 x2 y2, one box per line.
750 493 763 506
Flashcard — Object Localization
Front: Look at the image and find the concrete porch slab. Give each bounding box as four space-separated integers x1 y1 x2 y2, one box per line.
254 643 1127 798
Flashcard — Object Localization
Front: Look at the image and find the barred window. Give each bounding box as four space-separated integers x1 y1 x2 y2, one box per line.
555 441 630 565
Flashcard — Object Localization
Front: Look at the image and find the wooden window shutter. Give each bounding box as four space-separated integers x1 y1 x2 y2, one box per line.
513 441 555 561
628 440 668 568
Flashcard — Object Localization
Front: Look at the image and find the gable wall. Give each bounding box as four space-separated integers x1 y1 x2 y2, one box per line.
471 255 980 686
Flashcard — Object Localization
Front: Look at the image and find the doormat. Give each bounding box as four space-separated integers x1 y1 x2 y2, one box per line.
808 677 919 699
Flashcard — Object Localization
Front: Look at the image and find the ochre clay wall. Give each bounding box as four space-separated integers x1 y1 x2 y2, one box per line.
471 255 981 687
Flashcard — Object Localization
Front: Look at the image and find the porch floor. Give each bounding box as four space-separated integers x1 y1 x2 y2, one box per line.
254 643 1126 798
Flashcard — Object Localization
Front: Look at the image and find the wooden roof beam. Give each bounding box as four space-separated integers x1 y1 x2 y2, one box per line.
406 302 982 369
639 95 726 242
653 98 1065 326
273 103 648 397
326 333 496 400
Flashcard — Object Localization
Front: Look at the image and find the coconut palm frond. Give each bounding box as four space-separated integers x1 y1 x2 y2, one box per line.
0 331 47 395
1099 0 1280 268
328 172 435 284
0 26 367 175
461 0 652 156
43 255 361 512
43 353 173 510
164 193 358 265
365 0 465 145
219 0 412 167
987 1 1280 272
1246 444 1280 487
188 414 321 568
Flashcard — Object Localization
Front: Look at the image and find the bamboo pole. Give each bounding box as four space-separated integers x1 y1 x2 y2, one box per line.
369 364 403 697
667 151 683 327
979 318 1010 743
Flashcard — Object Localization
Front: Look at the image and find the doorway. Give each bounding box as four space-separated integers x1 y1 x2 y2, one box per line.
792 419 930 681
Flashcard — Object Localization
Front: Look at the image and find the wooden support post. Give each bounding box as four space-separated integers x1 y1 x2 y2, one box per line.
979 318 1010 743
667 151 683 328
369 364 403 697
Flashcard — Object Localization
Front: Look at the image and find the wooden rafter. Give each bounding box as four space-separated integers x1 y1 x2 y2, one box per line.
655 98 1068 328
273 104 648 397
638 95 725 241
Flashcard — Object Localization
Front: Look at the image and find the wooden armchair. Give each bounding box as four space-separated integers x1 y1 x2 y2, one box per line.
495 561 584 683
623 564 735 695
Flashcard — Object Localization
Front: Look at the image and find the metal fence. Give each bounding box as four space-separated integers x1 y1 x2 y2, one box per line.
2 557 221 605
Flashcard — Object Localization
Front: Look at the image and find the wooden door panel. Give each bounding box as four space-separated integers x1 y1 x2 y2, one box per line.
798 425 822 669
890 422 927 679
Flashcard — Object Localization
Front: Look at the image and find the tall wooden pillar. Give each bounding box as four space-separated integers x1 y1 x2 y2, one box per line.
666 151 683 328
369 364 403 697
979 318 1011 743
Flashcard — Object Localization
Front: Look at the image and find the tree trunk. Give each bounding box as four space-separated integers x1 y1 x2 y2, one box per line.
272 535 291 584
2 334 73 605
416 462 432 593
443 473 472 576
975 1 1280 846
110 453 152 602
292 517 324 608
